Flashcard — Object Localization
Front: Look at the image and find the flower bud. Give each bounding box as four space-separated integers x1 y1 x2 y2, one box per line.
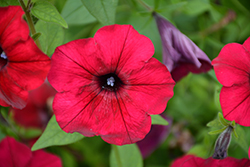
153 12 212 81
212 126 233 159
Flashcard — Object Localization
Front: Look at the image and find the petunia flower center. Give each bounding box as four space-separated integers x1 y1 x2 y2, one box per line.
0 47 8 70
99 73 123 91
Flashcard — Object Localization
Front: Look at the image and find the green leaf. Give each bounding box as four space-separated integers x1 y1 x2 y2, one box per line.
81 0 118 25
233 125 248 153
110 144 143 167
19 127 42 139
151 115 168 125
31 115 84 151
0 0 19 6
218 113 228 127
182 0 211 15
208 127 227 135
61 0 96 25
31 1 68 28
35 20 64 56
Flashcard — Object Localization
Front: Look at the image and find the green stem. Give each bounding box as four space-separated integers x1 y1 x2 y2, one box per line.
112 145 122 167
18 0 42 50
137 0 152 11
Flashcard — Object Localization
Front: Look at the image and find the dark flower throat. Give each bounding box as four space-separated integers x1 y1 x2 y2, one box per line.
98 73 123 91
0 47 8 70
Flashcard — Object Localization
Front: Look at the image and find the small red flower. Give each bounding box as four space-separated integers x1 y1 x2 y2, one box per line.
212 37 250 126
0 6 50 109
171 155 250 167
0 137 62 167
11 82 56 129
48 24 175 145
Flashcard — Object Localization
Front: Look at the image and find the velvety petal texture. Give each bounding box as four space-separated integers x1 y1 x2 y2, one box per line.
48 24 175 145
0 137 62 167
0 6 50 109
154 13 212 82
171 155 250 167
11 82 56 129
212 37 250 126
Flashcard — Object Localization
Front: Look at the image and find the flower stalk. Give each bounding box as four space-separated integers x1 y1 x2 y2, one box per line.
18 0 42 50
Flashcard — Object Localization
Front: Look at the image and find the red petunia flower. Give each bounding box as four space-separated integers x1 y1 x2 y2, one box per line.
212 37 250 126
0 137 62 167
48 24 175 145
0 6 50 109
11 82 56 129
171 155 250 167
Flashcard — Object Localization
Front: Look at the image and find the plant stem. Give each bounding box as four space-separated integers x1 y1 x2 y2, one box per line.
137 0 152 12
18 0 42 50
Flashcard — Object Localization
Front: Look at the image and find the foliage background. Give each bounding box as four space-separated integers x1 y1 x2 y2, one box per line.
1 0 250 166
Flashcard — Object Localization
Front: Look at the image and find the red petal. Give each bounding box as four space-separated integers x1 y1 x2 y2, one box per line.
48 38 106 92
6 37 51 91
170 155 204 167
220 83 250 126
29 150 62 167
0 71 28 109
212 43 250 87
0 6 29 48
0 137 32 167
94 24 155 73
125 58 175 115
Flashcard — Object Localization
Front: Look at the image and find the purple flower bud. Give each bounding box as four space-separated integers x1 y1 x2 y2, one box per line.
137 115 172 159
153 13 212 82
212 126 233 159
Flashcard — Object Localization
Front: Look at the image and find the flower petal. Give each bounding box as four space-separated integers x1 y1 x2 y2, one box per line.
94 24 155 73
0 6 29 48
6 37 51 91
125 58 175 115
53 88 152 145
29 150 62 167
48 38 106 92
212 42 250 87
220 83 250 126
0 137 32 167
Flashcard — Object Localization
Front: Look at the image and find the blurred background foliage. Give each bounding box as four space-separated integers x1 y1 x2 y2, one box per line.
1 0 250 166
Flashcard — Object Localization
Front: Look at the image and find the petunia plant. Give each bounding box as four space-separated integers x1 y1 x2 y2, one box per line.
0 0 250 167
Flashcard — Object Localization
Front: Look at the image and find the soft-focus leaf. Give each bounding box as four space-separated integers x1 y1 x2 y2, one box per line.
35 20 64 56
61 0 96 25
81 0 118 25
19 128 42 139
31 1 68 28
151 115 168 125
0 0 19 6
233 125 248 153
110 144 143 167
218 112 228 127
208 127 227 135
31 115 84 151
182 0 211 15
0 129 5 141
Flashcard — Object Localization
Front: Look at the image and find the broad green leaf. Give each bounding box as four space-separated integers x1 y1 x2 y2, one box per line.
81 0 118 25
182 0 211 15
151 115 168 125
31 1 68 28
61 0 96 25
0 0 19 6
110 144 143 167
31 115 84 151
233 125 248 153
19 127 42 139
35 20 64 56
0 129 5 141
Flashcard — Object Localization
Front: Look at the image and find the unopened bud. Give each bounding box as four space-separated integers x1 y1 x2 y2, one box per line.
212 126 233 159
